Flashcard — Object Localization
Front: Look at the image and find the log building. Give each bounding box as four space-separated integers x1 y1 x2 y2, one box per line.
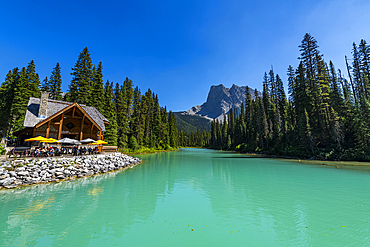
15 92 109 143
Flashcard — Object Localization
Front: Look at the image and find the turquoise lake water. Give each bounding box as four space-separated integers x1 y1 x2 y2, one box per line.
1 148 370 246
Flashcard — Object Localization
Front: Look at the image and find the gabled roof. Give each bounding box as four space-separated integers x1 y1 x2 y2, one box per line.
24 97 109 131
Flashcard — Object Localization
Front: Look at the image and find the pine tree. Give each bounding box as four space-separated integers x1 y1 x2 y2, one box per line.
115 83 128 148
90 62 105 114
123 77 134 121
142 89 153 147
352 42 361 103
316 59 332 139
262 73 271 142
276 74 288 135
128 135 139 150
26 60 41 98
47 63 63 100
245 86 253 145
222 113 228 146
151 94 162 147
69 47 93 104
0 68 18 136
299 33 322 80
160 106 169 148
359 40 370 82
41 77 49 92
102 80 117 145
358 40 370 100
255 90 265 149
287 65 297 129
210 120 216 147
130 86 142 144
168 111 178 148
9 68 29 134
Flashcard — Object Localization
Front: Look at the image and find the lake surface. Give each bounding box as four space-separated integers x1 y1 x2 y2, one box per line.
1 148 370 246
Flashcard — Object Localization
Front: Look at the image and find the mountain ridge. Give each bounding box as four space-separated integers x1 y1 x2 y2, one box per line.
175 84 259 133
182 84 258 121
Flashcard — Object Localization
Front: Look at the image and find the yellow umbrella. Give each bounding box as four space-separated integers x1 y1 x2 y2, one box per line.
95 140 108 144
24 136 49 142
88 142 99 145
88 140 108 145
43 138 58 143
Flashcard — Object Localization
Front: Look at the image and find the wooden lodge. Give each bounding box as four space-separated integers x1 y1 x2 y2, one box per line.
15 92 109 144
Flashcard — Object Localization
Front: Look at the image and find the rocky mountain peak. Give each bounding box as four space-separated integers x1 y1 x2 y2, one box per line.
183 84 258 120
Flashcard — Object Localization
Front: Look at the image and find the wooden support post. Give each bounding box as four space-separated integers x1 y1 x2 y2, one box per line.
46 121 51 138
72 107 76 117
91 125 94 139
80 115 85 140
58 113 64 140
100 132 104 152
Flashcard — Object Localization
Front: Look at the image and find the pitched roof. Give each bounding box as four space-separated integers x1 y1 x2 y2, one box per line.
24 97 109 131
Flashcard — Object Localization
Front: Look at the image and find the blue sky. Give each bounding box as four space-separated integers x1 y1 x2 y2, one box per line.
1 0 370 111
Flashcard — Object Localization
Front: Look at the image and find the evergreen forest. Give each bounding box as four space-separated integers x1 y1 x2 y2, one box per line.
1 33 370 160
0 47 178 152
181 33 370 161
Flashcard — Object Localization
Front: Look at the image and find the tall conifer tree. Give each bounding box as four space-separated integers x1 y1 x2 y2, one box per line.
47 63 63 100
0 68 18 136
90 62 105 113
102 80 117 145
69 47 93 104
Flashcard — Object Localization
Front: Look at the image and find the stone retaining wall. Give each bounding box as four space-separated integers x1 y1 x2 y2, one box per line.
0 153 141 189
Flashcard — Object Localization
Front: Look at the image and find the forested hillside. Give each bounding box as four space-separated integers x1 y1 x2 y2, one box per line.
174 112 211 133
0 48 178 151
186 33 370 161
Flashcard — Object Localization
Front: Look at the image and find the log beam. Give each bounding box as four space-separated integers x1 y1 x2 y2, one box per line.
80 115 85 141
58 114 64 140
46 121 51 138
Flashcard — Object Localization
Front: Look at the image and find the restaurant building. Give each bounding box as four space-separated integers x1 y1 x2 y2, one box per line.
15 92 109 144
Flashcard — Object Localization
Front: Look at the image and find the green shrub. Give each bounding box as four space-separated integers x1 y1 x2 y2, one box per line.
128 136 139 151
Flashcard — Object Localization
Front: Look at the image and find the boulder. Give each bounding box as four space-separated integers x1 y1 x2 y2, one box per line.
17 171 29 177
0 177 15 186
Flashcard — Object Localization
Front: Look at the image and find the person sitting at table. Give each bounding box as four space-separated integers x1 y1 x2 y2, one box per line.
49 147 55 157
44 147 49 157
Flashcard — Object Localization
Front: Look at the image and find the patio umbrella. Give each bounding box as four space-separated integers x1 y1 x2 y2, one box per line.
88 140 108 145
95 140 108 144
56 138 81 145
80 138 96 143
24 136 49 142
43 138 58 143
88 142 99 145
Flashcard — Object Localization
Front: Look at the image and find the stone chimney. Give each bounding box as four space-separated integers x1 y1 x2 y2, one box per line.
38 92 49 118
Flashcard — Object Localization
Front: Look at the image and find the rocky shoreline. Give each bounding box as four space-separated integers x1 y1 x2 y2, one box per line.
0 153 141 189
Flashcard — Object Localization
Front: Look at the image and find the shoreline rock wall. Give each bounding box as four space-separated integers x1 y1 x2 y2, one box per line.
0 153 141 189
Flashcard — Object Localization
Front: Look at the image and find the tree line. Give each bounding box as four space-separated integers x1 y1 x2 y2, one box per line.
187 33 370 161
0 47 178 151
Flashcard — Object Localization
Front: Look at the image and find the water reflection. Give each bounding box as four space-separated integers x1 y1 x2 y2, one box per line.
205 149 370 245
0 162 178 246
